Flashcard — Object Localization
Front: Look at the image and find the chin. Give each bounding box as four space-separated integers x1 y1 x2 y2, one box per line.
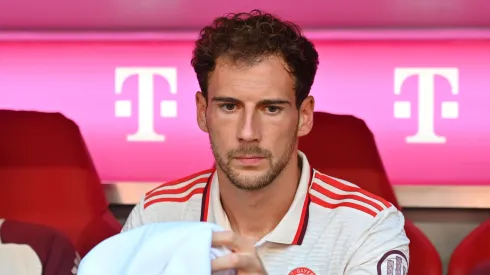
232 179 271 191
231 166 267 176
230 172 274 190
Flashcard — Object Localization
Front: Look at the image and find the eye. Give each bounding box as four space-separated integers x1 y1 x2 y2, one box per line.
265 106 282 114
220 103 237 112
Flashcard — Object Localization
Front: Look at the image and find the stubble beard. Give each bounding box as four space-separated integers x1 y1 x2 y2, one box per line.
210 128 298 191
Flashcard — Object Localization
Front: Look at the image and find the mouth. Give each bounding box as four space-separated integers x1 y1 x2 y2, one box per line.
234 156 266 165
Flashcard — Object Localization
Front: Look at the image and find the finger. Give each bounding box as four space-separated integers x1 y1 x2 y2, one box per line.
211 253 258 271
211 231 244 251
211 253 239 271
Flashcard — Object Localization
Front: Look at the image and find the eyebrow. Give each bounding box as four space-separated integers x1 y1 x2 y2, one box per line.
211 96 241 104
211 96 291 106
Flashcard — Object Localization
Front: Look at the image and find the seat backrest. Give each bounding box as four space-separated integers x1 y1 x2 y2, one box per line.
0 110 121 255
299 112 399 208
448 218 490 275
404 220 443 275
299 111 442 275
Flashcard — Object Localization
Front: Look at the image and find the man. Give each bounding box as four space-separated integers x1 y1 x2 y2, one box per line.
0 219 80 275
123 10 409 275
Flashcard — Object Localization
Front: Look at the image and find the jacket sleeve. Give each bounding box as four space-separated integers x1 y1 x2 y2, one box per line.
122 195 145 232
43 236 80 275
345 207 410 275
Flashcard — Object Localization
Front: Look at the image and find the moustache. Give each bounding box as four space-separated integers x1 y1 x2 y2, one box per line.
226 146 272 159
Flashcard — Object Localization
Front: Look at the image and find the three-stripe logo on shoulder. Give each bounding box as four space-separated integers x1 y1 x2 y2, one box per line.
309 171 392 217
143 169 213 208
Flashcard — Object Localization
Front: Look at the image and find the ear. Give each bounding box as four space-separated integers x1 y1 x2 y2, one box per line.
297 96 314 137
196 92 209 133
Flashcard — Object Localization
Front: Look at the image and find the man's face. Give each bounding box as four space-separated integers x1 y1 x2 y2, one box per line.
196 55 314 190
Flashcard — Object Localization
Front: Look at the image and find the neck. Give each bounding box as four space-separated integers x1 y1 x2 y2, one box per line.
217 152 301 242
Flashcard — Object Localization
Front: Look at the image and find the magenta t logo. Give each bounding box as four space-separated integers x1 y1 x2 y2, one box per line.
394 68 459 144
114 67 178 142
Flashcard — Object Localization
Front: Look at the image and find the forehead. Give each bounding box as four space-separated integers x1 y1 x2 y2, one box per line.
208 55 295 100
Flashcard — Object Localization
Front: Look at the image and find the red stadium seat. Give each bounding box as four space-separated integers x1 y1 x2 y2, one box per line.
448 218 490 275
0 110 122 256
299 111 442 275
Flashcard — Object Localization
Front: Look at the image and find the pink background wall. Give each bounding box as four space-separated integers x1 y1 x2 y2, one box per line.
1 0 489 29
0 40 488 185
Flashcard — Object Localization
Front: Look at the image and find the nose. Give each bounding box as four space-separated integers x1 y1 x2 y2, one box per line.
237 107 260 142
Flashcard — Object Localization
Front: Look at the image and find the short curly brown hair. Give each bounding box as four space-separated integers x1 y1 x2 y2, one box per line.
191 10 319 108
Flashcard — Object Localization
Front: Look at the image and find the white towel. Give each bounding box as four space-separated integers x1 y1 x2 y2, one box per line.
78 222 237 275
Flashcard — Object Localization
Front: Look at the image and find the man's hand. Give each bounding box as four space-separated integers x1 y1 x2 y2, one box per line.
211 231 268 275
